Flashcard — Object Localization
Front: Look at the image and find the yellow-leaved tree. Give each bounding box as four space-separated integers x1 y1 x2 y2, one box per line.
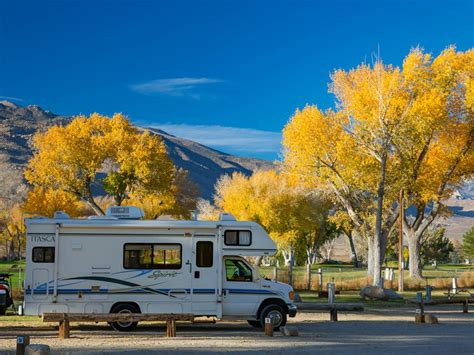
395 47 474 278
25 113 198 218
283 46 473 283
215 170 330 268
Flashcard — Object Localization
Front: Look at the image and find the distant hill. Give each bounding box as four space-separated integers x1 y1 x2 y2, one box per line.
0 100 272 199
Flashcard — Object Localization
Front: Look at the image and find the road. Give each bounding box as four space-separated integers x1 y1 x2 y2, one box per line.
0 305 473 354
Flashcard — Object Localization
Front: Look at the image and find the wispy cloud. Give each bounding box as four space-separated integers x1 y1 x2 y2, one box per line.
147 123 282 156
0 96 23 102
130 77 223 99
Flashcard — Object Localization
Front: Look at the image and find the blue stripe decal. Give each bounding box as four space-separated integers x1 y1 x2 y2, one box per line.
27 288 278 296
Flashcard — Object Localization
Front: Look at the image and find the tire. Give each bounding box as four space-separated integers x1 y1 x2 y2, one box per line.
247 320 262 328
110 303 140 332
259 304 287 330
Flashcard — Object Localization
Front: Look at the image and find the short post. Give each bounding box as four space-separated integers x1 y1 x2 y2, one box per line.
273 266 278 281
59 320 70 339
264 317 274 336
166 319 176 337
327 282 335 304
330 307 338 322
306 263 312 290
451 277 457 294
414 291 425 323
318 268 323 293
16 335 30 355
425 285 432 302
463 300 468 313
415 308 425 323
389 268 394 289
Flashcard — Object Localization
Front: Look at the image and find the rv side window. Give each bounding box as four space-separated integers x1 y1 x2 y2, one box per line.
123 243 182 269
225 259 252 282
32 247 55 263
196 241 213 267
224 230 251 246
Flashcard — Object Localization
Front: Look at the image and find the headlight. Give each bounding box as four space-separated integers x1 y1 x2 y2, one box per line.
289 291 294 300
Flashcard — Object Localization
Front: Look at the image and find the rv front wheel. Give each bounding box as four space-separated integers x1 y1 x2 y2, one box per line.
110 303 140 332
259 304 287 330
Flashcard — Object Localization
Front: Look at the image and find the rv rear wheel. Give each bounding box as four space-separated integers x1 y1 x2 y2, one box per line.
259 304 287 330
110 303 140 332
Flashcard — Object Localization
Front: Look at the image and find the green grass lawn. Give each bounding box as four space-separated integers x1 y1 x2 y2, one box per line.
259 263 474 280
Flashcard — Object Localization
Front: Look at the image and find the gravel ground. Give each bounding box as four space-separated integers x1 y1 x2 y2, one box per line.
0 305 473 354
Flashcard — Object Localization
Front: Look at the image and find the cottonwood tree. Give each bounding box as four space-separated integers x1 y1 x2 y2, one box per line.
283 103 400 286
25 113 196 218
396 47 474 278
283 48 474 285
214 170 330 267
22 187 88 217
0 154 27 259
283 47 472 285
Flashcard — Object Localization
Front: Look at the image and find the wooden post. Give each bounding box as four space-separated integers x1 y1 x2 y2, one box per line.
398 189 404 292
16 335 30 355
273 267 278 281
166 319 176 337
264 317 274 336
463 300 468 313
59 320 70 339
306 263 312 290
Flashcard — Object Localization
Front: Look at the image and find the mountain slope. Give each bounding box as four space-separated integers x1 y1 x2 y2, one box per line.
0 101 272 199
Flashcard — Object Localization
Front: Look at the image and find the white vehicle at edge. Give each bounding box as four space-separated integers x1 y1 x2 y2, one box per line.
23 206 297 331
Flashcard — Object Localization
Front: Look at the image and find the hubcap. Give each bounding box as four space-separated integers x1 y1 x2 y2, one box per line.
267 310 282 327
117 309 133 327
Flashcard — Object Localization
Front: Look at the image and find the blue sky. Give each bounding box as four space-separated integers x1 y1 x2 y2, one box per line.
1 0 473 160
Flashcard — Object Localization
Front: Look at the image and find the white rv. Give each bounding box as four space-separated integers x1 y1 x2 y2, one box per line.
24 206 297 331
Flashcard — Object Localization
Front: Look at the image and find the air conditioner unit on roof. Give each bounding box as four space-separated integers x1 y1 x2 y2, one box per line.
105 206 145 219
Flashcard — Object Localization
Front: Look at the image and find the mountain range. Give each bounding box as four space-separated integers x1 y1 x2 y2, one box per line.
0 100 272 200
0 100 472 241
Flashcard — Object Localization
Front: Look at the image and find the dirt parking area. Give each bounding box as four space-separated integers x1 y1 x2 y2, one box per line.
0 306 473 354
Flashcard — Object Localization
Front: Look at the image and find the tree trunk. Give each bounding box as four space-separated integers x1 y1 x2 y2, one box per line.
282 248 295 267
367 236 374 278
373 152 388 287
346 231 359 268
408 229 423 279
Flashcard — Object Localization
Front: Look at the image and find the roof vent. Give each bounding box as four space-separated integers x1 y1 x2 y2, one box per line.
105 206 145 220
54 211 70 219
219 212 236 221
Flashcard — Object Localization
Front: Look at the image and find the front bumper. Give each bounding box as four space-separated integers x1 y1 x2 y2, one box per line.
287 303 297 317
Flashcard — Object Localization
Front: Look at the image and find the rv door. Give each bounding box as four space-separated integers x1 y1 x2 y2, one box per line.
191 237 218 316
